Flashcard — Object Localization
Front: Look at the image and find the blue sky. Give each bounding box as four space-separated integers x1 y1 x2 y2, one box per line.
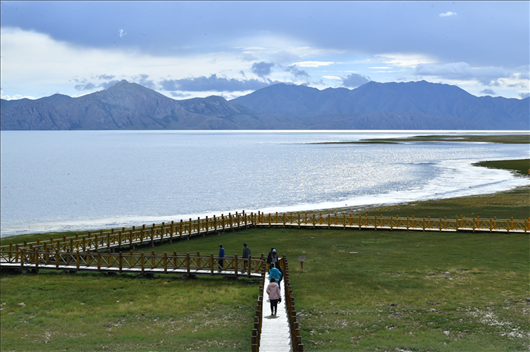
1 1 528 100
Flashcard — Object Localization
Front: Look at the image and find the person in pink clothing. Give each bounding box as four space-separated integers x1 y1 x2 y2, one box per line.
266 277 281 316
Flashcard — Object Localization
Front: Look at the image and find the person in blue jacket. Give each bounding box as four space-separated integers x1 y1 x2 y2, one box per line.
218 244 225 271
269 263 282 289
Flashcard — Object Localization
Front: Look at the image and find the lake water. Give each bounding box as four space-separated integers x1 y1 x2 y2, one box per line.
1 130 529 237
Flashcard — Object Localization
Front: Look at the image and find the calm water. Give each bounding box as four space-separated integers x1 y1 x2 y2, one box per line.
1 131 529 237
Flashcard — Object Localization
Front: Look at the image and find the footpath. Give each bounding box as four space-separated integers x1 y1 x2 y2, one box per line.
259 276 292 352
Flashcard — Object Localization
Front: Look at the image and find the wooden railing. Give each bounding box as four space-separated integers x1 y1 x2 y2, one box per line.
251 270 266 351
1 211 257 255
280 255 304 352
256 212 529 233
1 248 265 277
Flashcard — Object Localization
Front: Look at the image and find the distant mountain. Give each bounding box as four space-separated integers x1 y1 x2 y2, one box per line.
230 81 529 130
1 80 528 130
1 80 271 130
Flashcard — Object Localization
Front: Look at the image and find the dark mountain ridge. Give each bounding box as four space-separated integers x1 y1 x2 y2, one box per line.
230 81 529 130
1 80 528 130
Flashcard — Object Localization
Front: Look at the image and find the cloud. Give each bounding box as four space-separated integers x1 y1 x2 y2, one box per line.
74 82 96 91
341 73 371 88
159 74 272 92
284 65 310 80
480 89 496 95
251 62 275 77
270 50 300 64
519 93 530 99
294 61 333 68
323 76 341 80
133 74 155 89
119 29 126 38
439 11 457 18
414 62 511 85
241 53 258 62
96 74 115 80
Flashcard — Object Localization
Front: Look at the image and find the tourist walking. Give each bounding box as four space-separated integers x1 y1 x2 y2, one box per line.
242 243 251 272
218 244 225 271
269 263 283 290
267 248 278 269
266 278 281 316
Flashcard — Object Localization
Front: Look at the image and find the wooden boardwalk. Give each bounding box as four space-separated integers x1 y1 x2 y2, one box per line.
255 212 529 234
260 276 292 352
0 250 265 279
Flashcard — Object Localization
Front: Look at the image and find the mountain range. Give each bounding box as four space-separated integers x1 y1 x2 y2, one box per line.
1 80 528 130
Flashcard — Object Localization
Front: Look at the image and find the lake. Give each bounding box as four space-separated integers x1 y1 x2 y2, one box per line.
1 130 528 237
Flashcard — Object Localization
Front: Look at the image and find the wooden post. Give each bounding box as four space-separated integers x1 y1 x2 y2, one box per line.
248 255 252 278
210 254 214 275
119 252 123 272
180 220 183 238
77 250 80 270
235 255 239 278
163 253 167 273
186 253 191 276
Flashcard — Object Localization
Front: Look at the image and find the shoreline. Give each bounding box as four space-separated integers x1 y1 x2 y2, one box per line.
2 158 528 240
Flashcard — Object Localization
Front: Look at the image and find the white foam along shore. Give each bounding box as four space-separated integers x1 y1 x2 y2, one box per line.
1 157 528 238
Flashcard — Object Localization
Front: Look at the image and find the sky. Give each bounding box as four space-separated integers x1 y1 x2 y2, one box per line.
1 1 529 101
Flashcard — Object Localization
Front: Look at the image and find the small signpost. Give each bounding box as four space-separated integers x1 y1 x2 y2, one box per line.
298 256 306 271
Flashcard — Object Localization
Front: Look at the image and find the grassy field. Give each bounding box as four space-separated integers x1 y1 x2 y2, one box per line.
311 134 530 145
1 159 529 351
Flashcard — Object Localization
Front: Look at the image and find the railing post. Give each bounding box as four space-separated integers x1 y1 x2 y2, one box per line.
119 252 123 272
163 253 167 273
186 253 191 276
140 252 145 273
248 255 252 278
235 254 239 278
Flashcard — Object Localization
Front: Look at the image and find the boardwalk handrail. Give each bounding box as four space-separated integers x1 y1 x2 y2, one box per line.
251 267 266 351
257 212 529 233
1 211 257 254
280 255 303 352
1 248 265 277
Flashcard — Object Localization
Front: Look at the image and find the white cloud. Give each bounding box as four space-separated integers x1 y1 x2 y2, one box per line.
369 67 392 70
119 29 127 38
414 62 511 85
1 94 38 100
323 76 341 80
294 61 334 68
439 11 457 18
376 53 435 68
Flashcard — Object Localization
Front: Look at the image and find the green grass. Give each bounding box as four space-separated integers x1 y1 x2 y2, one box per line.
475 159 530 177
3 228 527 351
364 134 530 144
0 272 258 351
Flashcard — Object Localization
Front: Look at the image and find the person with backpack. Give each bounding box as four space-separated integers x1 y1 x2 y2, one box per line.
269 262 282 290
